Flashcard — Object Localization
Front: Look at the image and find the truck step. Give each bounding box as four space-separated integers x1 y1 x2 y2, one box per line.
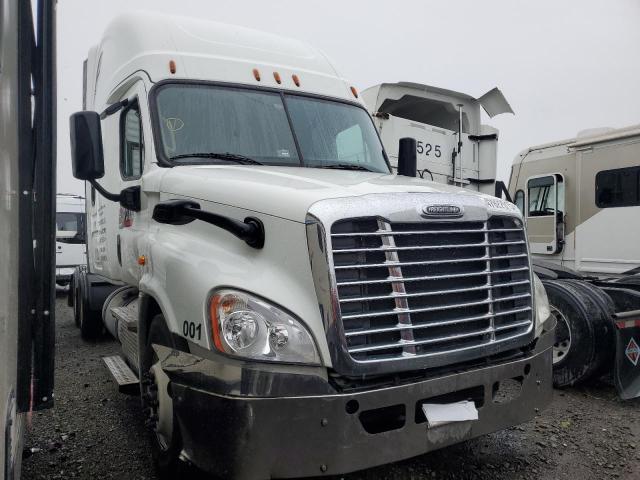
110 304 138 332
102 355 139 394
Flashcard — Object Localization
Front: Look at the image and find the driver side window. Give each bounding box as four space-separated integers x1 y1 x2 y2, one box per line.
120 100 144 180
527 176 556 217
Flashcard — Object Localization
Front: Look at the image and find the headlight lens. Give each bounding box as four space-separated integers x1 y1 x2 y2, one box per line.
209 290 321 365
533 274 551 336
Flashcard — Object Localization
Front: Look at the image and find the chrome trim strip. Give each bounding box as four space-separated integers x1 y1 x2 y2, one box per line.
344 306 532 337
331 227 522 237
333 253 528 270
338 279 530 303
332 240 524 254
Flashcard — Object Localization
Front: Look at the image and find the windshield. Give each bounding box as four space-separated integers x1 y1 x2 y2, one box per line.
56 212 85 244
154 84 389 173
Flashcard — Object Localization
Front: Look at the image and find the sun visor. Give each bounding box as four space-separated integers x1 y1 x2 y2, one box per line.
478 87 514 118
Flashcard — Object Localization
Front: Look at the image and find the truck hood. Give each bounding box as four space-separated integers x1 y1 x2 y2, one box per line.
158 165 487 223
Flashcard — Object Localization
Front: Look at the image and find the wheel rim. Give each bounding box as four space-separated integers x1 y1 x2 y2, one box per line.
551 305 571 365
144 353 173 451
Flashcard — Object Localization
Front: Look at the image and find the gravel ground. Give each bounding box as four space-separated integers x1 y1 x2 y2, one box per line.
22 297 640 480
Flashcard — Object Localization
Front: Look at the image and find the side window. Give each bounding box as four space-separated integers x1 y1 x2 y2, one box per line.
514 190 525 215
120 100 143 179
527 175 556 217
595 166 640 208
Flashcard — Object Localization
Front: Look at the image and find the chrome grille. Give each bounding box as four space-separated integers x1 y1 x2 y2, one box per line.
330 216 533 365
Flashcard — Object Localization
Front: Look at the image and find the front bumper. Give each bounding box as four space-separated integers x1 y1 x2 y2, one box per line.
168 325 554 479
55 267 75 284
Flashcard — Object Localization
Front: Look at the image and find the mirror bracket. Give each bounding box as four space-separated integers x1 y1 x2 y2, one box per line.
88 180 141 212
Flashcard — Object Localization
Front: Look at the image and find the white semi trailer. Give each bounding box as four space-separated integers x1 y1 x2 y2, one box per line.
68 12 555 479
1 0 56 479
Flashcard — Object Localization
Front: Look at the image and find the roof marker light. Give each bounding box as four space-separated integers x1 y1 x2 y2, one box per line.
273 72 282 84
253 68 261 81
350 86 358 98
169 60 176 74
292 74 300 87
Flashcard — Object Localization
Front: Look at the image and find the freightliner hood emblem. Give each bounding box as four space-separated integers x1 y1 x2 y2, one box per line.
422 204 464 218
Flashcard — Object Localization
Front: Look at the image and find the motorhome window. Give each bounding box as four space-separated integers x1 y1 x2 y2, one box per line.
285 95 388 171
595 166 640 208
514 190 525 214
527 176 559 217
153 84 389 172
155 85 300 166
56 212 85 244
120 101 144 179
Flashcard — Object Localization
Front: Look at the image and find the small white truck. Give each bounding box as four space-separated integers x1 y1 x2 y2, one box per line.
68 12 555 478
55 193 86 287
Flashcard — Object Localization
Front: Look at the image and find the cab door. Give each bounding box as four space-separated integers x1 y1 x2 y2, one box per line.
526 173 565 254
116 81 149 284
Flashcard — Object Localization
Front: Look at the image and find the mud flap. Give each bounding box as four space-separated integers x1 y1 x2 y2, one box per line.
613 311 640 400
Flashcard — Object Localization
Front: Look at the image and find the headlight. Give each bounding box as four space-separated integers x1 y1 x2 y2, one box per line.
209 290 321 365
533 274 551 337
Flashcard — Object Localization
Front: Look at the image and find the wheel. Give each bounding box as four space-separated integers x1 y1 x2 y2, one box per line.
67 274 75 308
78 275 103 340
543 280 612 387
561 279 615 377
141 314 184 479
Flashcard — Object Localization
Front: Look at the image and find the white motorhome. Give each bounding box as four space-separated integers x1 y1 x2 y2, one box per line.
69 12 554 478
507 126 640 396
55 193 86 286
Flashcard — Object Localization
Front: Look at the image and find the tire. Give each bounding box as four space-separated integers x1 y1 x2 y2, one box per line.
141 314 184 479
543 280 611 387
560 280 616 378
67 274 75 307
78 275 103 340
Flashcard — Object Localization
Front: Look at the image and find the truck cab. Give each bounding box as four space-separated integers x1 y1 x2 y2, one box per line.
69 12 555 479
55 193 86 287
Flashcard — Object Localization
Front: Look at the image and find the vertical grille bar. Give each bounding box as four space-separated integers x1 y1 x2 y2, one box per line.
485 225 496 342
377 219 416 356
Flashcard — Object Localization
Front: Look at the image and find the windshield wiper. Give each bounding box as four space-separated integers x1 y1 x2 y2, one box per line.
315 164 374 172
169 152 263 165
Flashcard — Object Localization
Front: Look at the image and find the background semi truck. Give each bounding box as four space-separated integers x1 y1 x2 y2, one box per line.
365 81 640 399
1 0 56 479
507 126 640 397
56 194 87 288
68 12 554 479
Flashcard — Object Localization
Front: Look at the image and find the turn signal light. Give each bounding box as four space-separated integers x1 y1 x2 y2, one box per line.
350 86 358 98
253 68 261 81
292 74 300 87
137 255 146 266
273 71 282 84
169 60 176 74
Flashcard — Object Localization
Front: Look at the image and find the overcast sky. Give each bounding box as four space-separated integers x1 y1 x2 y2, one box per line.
56 0 640 195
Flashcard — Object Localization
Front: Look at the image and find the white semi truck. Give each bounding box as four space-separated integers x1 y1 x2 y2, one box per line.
363 82 640 399
68 12 555 478
55 193 86 287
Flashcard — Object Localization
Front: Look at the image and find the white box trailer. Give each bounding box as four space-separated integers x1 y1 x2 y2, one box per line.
68 12 555 479
362 82 513 195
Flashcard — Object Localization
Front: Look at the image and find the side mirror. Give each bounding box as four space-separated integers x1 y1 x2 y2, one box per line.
70 111 104 180
397 137 417 178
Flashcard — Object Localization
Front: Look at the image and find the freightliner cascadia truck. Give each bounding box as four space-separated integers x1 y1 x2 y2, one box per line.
68 12 555 479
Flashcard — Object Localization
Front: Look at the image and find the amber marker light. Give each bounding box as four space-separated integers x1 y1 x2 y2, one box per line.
273 71 282 84
137 255 146 266
209 294 238 352
292 74 300 87
253 68 261 81
169 60 176 74
350 86 359 98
